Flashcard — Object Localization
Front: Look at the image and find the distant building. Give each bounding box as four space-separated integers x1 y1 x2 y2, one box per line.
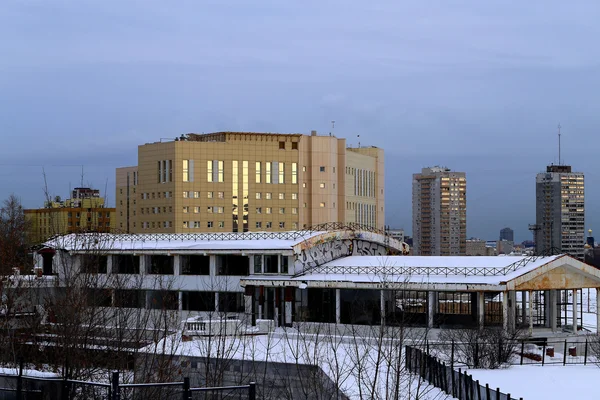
500 227 514 242
387 228 404 243
116 131 384 233
496 240 514 255
412 167 466 256
535 164 585 259
466 239 486 256
24 187 115 244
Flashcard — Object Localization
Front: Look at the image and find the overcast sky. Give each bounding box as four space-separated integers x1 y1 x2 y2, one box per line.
1 0 599 242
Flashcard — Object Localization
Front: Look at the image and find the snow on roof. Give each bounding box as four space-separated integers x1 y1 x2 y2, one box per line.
44 231 328 252
287 254 566 286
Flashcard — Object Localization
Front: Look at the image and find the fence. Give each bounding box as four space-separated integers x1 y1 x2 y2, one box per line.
425 338 599 368
406 346 522 400
0 368 256 400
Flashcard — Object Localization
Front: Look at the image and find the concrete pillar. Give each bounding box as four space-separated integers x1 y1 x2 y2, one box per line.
214 292 220 314
335 289 341 324
174 255 181 275
548 290 557 331
528 290 533 336
596 288 600 334
258 286 264 320
380 290 386 326
521 291 526 326
139 254 146 274
478 292 485 330
209 255 216 276
573 289 578 334
284 287 293 326
502 291 508 332
178 291 183 312
107 255 113 274
428 291 436 328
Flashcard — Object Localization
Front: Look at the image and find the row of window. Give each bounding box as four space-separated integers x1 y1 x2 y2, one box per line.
140 191 301 201
66 212 111 218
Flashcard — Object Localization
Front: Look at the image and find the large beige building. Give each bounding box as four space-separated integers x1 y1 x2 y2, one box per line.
116 131 384 233
412 167 467 256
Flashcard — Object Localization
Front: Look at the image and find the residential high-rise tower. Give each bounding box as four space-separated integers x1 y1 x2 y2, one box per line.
535 165 585 259
412 167 466 256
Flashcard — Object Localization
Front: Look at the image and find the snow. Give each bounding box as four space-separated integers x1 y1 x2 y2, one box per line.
466 365 600 400
43 231 327 252
142 328 447 399
0 367 60 378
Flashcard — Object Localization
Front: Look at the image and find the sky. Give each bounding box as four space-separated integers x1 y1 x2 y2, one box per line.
1 0 599 243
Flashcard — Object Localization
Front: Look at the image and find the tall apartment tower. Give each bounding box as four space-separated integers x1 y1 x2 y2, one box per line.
412 167 466 256
499 227 514 242
116 131 384 233
535 165 585 259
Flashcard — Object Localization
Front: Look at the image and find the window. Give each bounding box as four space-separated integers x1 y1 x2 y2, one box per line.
218 221 225 228
279 222 285 228
194 206 199 213
76 212 80 218
183 206 189 213
183 160 189 182
320 166 325 172
292 193 298 200
183 221 189 228
320 202 326 207
264 255 278 273
216 207 224 213
193 221 200 228
292 207 298 214
256 222 262 228
254 255 263 273
207 160 213 182
255 162 261 183
181 255 210 275
266 207 272 214
293 222 298 229
181 291 214 311
193 191 199 198
266 162 272 184
216 255 249 276
183 191 189 198
266 222 272 228
256 192 261 200
218 161 224 182
320 183 326 188
302 166 306 172
148 255 174 274
207 206 213 213
207 221 213 228
292 163 297 184
279 163 284 183
302 183 306 188
256 207 262 214
208 191 214 199
218 192 224 199
265 192 272 200
279 208 285 214
280 255 289 274
303 202 307 208
279 193 285 200
292 142 298 150
279 141 285 149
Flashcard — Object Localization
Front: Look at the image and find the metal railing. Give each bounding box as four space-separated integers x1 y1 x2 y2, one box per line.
406 346 522 400
0 368 256 400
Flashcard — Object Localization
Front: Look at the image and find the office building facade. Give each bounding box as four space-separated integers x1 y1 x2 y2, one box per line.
116 131 384 233
412 167 466 256
535 165 585 259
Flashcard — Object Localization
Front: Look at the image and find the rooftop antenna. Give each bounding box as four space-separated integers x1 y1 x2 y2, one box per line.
357 134 360 148
557 123 562 165
80 165 84 188
330 120 335 136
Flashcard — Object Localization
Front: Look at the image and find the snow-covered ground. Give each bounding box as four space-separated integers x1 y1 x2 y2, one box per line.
467 365 600 400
